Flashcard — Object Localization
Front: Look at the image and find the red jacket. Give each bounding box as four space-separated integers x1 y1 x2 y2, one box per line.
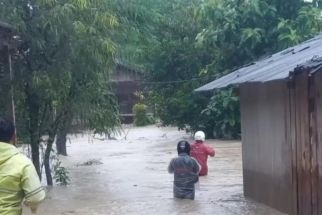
190 141 215 176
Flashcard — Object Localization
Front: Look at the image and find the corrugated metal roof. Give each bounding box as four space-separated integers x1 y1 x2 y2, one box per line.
195 34 322 91
0 22 14 33
0 21 18 52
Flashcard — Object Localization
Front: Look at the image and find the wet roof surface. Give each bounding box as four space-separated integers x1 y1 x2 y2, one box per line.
196 34 322 91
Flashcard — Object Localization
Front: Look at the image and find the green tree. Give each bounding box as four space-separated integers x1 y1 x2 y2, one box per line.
143 0 214 131
0 0 120 185
144 0 322 138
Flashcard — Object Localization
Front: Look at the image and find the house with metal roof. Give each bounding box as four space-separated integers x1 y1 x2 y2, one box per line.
196 33 322 215
111 61 143 124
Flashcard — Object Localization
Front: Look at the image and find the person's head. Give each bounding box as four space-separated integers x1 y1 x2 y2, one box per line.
0 118 15 143
194 131 205 143
177 140 191 155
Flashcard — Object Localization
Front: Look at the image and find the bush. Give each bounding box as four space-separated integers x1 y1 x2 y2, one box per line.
50 149 70 186
54 161 70 186
198 89 241 139
133 103 151 126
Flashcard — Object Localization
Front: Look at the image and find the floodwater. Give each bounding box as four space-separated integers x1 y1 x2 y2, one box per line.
23 126 285 215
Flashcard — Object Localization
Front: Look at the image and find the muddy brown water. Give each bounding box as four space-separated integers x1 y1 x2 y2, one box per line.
23 126 285 215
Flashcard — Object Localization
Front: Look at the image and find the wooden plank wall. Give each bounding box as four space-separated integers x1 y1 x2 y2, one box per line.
240 80 295 214
286 78 298 215
313 72 322 215
293 72 311 215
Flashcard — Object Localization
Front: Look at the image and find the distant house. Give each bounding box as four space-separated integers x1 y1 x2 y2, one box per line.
111 61 143 124
196 34 322 215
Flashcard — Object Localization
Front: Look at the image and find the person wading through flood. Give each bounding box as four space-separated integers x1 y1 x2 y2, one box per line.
168 140 200 200
191 131 215 176
0 118 45 214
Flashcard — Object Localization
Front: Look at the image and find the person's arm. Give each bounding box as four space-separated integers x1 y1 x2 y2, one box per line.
168 159 175 173
192 158 201 174
205 145 215 157
21 163 46 213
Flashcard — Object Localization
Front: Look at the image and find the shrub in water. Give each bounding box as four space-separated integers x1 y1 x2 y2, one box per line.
133 103 150 126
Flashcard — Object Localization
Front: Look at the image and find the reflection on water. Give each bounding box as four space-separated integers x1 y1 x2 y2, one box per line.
23 126 285 215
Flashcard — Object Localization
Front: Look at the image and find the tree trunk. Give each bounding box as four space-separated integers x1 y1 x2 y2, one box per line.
56 115 71 156
31 141 40 178
8 53 17 145
28 92 41 178
56 129 67 156
44 134 55 186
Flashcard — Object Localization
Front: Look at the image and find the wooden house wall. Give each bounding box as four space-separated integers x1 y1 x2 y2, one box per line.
112 66 143 124
115 81 140 114
240 80 295 214
295 71 322 215
313 71 322 215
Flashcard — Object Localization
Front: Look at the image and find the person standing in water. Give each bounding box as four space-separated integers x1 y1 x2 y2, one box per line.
191 131 215 176
168 140 200 200
0 118 45 214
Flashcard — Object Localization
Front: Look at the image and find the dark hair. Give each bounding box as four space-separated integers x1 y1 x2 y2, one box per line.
0 118 15 143
177 140 191 155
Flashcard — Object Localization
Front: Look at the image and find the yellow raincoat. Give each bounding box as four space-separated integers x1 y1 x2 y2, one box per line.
0 142 45 215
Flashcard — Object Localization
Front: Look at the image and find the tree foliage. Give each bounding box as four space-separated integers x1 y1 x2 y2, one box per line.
143 0 322 138
200 89 240 139
0 0 121 185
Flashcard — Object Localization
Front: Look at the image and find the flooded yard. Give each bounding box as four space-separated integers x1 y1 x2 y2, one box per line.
24 126 285 215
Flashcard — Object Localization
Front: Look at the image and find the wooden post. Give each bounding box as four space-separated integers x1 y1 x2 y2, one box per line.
313 72 322 215
309 76 318 215
8 51 17 144
294 72 312 215
287 79 298 215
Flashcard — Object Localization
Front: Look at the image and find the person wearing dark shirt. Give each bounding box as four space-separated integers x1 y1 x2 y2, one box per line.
168 140 200 200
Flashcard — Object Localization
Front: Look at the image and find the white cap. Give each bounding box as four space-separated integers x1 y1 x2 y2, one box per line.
194 131 205 141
